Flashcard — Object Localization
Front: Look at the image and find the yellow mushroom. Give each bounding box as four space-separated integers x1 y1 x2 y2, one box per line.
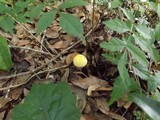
73 54 88 67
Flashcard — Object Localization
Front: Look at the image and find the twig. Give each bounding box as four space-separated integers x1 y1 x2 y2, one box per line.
9 45 54 56
0 65 67 91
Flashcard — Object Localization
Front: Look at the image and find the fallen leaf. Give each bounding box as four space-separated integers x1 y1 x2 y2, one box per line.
0 97 11 109
71 76 109 89
65 52 78 65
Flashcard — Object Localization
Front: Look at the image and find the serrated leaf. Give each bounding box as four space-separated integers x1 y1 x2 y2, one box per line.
0 36 12 70
109 52 131 105
102 52 121 65
118 51 130 82
59 13 84 39
127 45 148 67
109 0 122 9
108 77 127 105
103 18 130 33
0 16 14 33
135 24 154 40
100 38 125 51
121 8 135 22
37 10 57 32
27 5 43 20
132 64 150 80
129 93 160 120
157 3 160 18
12 82 80 120
155 22 160 41
58 0 87 9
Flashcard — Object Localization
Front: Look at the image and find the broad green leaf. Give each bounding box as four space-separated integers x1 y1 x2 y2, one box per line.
129 93 160 120
58 0 87 9
59 13 84 39
103 18 130 33
0 16 14 33
121 8 135 22
37 10 57 32
135 24 155 40
0 36 12 70
155 22 160 41
12 82 80 120
127 45 148 67
100 38 125 51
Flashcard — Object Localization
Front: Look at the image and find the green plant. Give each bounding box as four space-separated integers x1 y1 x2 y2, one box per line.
0 36 12 70
12 82 80 120
100 0 160 120
0 0 87 39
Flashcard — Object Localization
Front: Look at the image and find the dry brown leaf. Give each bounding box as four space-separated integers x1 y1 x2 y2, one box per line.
95 97 110 112
70 84 87 112
9 87 23 100
46 27 60 38
87 85 112 96
71 76 109 89
17 40 30 46
0 97 12 109
65 52 78 65
0 111 5 120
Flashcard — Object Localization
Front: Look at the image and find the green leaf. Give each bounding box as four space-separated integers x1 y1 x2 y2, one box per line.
59 13 84 39
37 10 57 32
155 22 160 41
102 52 121 65
132 64 150 80
157 3 160 19
0 16 14 33
109 0 122 9
129 93 160 120
121 8 135 22
27 5 43 20
135 24 154 40
109 52 130 105
118 51 130 81
108 77 127 105
12 82 80 120
58 0 87 9
103 18 130 33
100 38 125 51
0 36 12 70
127 45 148 67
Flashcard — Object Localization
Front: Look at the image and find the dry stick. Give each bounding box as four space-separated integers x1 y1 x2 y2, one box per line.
9 45 54 56
0 65 68 91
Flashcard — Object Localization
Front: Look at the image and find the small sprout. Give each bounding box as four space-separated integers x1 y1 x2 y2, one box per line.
73 54 88 67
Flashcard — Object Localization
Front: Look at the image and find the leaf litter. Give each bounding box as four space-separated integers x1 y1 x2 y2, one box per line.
0 1 137 120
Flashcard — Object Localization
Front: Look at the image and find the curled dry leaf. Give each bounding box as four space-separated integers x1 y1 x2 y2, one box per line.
71 76 109 89
65 52 79 65
87 85 112 97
